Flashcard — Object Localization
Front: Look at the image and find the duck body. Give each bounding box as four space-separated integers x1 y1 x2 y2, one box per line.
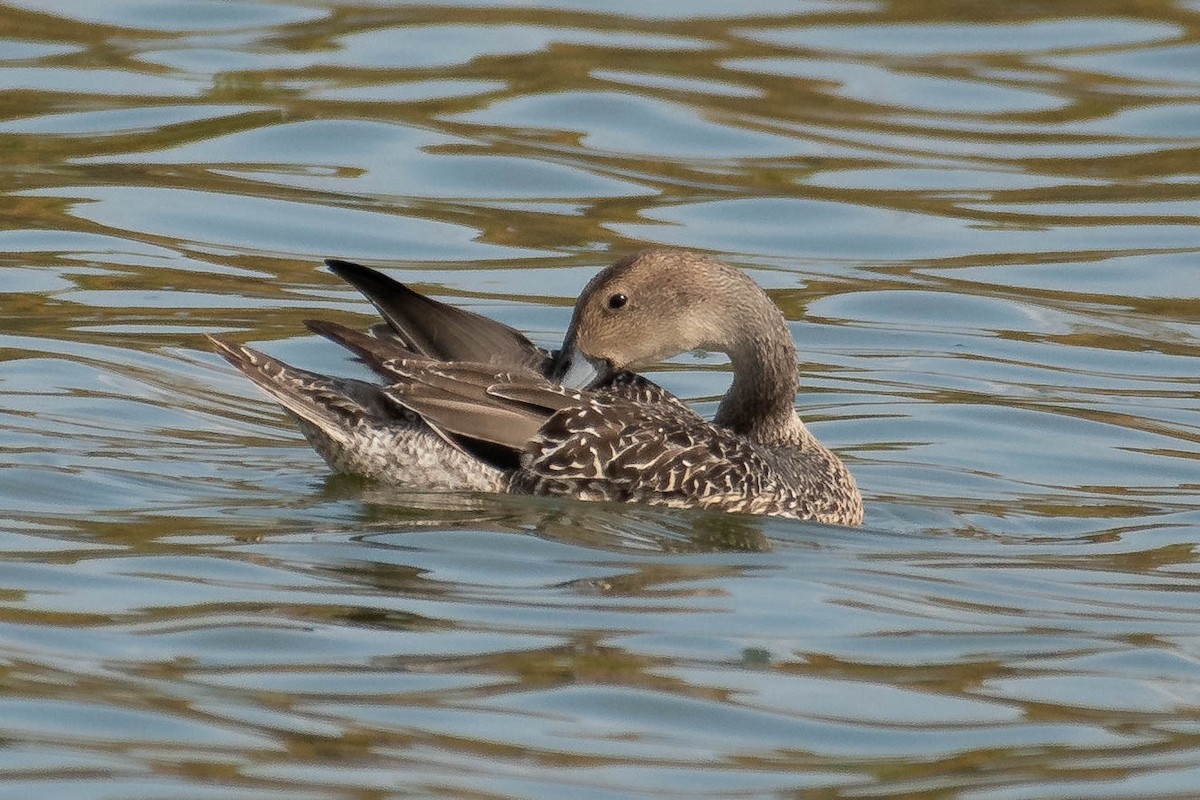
510 390 859 522
209 250 863 525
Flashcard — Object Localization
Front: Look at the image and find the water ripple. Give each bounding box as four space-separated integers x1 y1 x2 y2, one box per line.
0 1 1198 798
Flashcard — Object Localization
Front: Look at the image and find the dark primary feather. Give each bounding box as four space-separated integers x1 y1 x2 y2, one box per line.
324 259 545 371
305 319 418 379
320 260 676 405
308 270 688 412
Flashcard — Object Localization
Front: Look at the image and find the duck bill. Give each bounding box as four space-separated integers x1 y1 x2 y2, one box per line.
551 343 611 390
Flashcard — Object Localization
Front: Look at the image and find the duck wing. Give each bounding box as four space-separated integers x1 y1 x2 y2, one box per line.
380 364 575 451
321 260 688 402
304 318 420 382
325 259 546 372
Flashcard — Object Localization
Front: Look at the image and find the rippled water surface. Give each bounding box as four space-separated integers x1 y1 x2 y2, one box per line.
2 1 1199 797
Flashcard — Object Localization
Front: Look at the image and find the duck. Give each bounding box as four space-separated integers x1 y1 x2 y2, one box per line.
208 249 863 525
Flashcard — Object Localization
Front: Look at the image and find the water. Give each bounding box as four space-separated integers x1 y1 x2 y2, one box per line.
1 1 1198 797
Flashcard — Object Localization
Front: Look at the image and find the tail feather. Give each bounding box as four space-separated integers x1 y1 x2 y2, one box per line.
206 335 399 430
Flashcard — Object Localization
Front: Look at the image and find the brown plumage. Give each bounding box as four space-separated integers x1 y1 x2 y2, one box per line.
208 250 863 525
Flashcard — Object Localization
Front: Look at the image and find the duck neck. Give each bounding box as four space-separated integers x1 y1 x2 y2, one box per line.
713 305 803 444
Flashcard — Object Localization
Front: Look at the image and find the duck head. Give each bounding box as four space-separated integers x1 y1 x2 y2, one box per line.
551 249 778 390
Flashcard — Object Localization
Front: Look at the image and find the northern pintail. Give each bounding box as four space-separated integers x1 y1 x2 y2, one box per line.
208 249 863 524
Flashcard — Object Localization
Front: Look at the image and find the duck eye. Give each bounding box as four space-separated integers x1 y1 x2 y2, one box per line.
608 293 628 310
